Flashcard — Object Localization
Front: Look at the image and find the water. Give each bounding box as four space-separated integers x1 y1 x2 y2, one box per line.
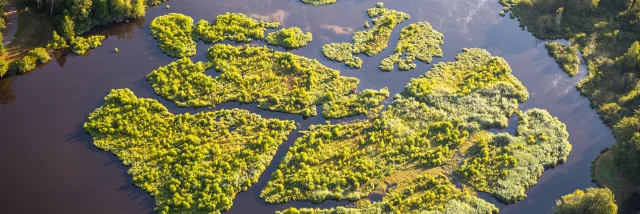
0 0 615 213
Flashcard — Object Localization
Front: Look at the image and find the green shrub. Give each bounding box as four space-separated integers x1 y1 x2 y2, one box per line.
17 48 52 73
47 31 69 50
380 22 444 71
322 3 410 68
193 12 280 44
0 60 8 78
322 88 389 118
146 44 359 117
300 0 337 6
84 89 295 214
70 35 106 55
265 27 313 48
555 188 617 214
149 13 196 58
545 42 580 76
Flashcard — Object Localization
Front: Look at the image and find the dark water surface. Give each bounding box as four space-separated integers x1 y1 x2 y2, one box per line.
0 0 615 213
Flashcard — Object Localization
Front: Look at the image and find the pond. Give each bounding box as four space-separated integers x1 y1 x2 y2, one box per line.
0 0 615 213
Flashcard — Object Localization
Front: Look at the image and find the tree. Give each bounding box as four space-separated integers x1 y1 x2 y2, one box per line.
59 15 75 39
620 41 640 72
555 188 617 214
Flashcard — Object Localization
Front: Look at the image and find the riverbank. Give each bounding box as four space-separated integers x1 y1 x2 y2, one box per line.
593 150 638 205
1 0 53 65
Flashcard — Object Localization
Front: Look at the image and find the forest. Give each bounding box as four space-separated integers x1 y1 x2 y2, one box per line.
84 89 295 213
322 3 410 69
500 0 640 206
379 22 444 71
261 49 571 212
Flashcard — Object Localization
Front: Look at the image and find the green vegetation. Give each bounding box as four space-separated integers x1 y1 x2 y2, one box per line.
265 27 313 49
300 0 337 6
277 175 498 214
554 188 617 214
457 109 571 203
46 31 69 50
593 150 636 203
545 42 579 76
147 44 359 117
380 22 444 71
193 12 280 44
499 0 640 207
84 89 295 214
115 48 119 53
16 48 51 73
0 60 8 77
70 35 106 55
149 13 196 58
262 49 569 211
322 3 410 68
322 88 389 119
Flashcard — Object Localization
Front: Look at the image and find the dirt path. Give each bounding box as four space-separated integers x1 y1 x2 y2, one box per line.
3 5 18 45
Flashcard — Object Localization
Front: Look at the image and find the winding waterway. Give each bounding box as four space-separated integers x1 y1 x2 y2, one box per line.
0 0 616 213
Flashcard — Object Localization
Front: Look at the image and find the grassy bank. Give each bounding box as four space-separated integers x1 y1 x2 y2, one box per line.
2 0 53 65
594 150 638 204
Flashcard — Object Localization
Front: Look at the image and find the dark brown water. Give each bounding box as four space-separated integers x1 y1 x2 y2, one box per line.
0 0 615 213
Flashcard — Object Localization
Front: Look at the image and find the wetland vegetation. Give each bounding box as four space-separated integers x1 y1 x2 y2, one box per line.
262 49 571 212
544 42 579 76
265 27 313 49
322 3 410 69
84 89 295 214
380 22 444 71
499 0 640 205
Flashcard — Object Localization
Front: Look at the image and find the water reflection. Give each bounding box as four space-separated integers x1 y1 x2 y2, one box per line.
0 77 16 104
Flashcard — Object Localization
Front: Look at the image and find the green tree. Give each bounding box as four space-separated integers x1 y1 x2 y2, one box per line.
555 188 617 214
59 15 75 39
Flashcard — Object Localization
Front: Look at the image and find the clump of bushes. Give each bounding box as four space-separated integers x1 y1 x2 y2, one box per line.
554 188 617 214
322 88 389 118
265 27 313 49
84 89 295 214
17 48 52 73
46 31 69 50
149 13 196 58
545 42 579 76
380 22 444 71
70 35 106 55
0 60 8 78
146 44 359 117
300 0 337 6
193 12 280 44
322 3 410 69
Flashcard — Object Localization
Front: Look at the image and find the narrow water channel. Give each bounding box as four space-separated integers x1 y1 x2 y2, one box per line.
0 0 615 213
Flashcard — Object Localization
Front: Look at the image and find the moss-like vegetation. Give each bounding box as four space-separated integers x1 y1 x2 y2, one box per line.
322 3 410 69
147 44 359 117
457 109 571 203
300 0 337 6
265 27 313 49
193 12 280 44
262 49 569 209
84 89 295 214
277 175 498 214
322 88 389 119
46 31 69 50
380 22 444 71
16 47 51 73
70 35 106 55
545 42 579 76
150 13 196 58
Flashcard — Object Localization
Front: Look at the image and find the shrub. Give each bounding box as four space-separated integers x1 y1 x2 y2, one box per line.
71 35 106 55
149 13 196 58
300 0 337 6
193 12 280 44
545 42 580 76
555 188 617 214
47 31 69 50
265 27 313 48
17 48 52 73
0 60 8 78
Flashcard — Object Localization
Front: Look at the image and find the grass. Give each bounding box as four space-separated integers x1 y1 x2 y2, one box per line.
2 0 53 65
594 151 637 204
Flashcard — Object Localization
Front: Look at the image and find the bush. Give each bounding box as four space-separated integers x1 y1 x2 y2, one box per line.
71 35 106 55
0 60 8 78
300 0 337 6
193 12 280 44
47 31 69 50
265 27 313 48
545 42 580 76
555 188 617 214
149 13 196 58
17 48 51 73
322 88 389 118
